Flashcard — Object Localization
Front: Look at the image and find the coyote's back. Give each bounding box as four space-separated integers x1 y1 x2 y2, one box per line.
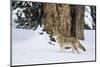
56 33 86 54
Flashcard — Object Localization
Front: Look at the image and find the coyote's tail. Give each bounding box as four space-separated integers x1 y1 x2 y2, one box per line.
79 42 86 51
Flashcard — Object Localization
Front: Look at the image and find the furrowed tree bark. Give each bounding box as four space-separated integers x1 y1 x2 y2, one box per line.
41 4 85 40
70 5 85 40
42 4 71 37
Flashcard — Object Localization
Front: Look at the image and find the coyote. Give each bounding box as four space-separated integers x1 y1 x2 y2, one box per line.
56 33 86 54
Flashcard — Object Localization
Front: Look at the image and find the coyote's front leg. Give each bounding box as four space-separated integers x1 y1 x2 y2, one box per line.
60 43 64 52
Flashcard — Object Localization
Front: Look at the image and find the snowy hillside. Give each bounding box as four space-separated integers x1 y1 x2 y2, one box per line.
12 26 95 65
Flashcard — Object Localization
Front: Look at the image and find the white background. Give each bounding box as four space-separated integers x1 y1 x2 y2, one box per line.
0 0 99 67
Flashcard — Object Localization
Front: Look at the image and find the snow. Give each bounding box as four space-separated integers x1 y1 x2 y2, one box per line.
12 7 25 28
12 10 18 28
12 26 96 66
84 6 94 29
11 5 95 66
12 5 94 30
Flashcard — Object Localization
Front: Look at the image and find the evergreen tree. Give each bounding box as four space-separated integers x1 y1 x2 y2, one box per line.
12 1 42 30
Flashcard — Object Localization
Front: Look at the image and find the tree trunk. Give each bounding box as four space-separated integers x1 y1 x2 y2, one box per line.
42 4 71 37
41 4 85 40
70 5 85 40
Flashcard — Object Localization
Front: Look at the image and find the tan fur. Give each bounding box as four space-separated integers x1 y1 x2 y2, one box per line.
56 33 86 54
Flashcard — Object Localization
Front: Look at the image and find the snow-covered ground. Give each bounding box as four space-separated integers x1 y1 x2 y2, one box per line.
12 26 96 66
12 5 96 66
